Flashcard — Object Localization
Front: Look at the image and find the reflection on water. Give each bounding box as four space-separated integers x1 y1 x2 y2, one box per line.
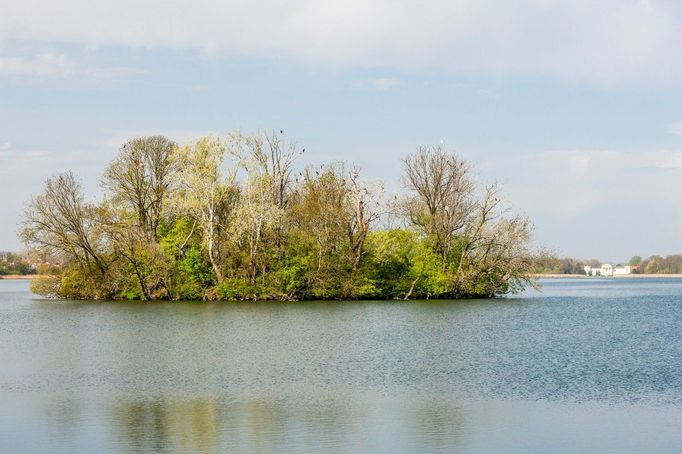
5 394 682 453
109 397 466 453
114 399 218 453
1 278 682 452
0 393 469 453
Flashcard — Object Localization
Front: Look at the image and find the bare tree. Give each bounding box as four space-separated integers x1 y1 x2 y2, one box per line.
402 145 537 296
402 145 475 267
102 136 178 242
229 131 301 258
456 182 503 277
230 131 300 209
21 171 108 276
347 166 383 271
233 173 276 286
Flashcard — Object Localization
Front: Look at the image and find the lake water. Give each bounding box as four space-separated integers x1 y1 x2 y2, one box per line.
1 278 682 453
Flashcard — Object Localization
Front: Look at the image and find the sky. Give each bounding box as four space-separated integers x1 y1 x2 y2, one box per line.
2 0 682 262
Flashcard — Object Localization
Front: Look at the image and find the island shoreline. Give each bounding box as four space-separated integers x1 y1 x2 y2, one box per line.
533 273 682 278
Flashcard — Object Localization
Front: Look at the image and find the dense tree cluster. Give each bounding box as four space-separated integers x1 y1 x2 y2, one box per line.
22 134 538 300
533 257 601 275
534 255 682 275
0 252 34 276
636 255 682 274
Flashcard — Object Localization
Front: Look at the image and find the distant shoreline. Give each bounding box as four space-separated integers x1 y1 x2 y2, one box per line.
534 273 682 278
0 275 37 280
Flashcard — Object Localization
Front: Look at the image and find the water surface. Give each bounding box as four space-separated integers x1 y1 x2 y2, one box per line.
1 278 681 452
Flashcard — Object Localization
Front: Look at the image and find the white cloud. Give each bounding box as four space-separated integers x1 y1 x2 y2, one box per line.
0 53 147 80
533 149 682 174
495 148 682 220
1 0 681 84
669 120 682 137
0 54 75 77
370 78 403 90
356 78 404 91
485 147 682 258
0 142 11 158
84 66 149 79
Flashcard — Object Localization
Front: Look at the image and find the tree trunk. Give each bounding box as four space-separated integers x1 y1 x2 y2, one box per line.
207 238 222 284
405 277 419 300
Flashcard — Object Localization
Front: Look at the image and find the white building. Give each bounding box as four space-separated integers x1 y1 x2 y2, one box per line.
613 265 632 276
600 264 613 276
584 264 632 277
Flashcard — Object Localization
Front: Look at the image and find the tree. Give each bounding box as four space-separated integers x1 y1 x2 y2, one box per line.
401 145 537 297
347 166 383 272
99 204 173 300
0 252 34 276
289 165 352 297
233 172 278 286
21 171 108 278
102 136 178 242
22 135 538 301
229 131 300 211
175 137 237 285
100 136 179 299
402 145 475 268
228 131 300 286
229 131 301 272
644 257 661 274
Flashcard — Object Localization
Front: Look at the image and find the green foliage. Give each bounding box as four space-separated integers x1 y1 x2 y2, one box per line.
532 256 600 275
29 275 60 298
639 255 682 274
275 254 309 297
0 252 34 276
214 277 263 301
22 136 537 301
172 248 214 300
57 265 113 299
407 242 450 298
628 256 642 266
341 274 380 299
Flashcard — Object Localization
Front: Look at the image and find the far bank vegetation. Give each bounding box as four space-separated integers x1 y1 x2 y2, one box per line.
534 255 682 275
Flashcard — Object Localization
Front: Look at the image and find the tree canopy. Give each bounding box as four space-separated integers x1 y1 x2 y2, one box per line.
22 134 539 300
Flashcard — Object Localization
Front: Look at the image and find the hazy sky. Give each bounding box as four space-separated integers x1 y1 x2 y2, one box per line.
2 0 682 261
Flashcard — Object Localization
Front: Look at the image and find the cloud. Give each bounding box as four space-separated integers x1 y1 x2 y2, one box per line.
1 0 681 84
495 148 682 219
533 149 682 174
0 52 147 80
485 147 682 258
0 54 75 77
84 66 149 79
356 78 404 91
669 120 682 137
0 142 11 158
